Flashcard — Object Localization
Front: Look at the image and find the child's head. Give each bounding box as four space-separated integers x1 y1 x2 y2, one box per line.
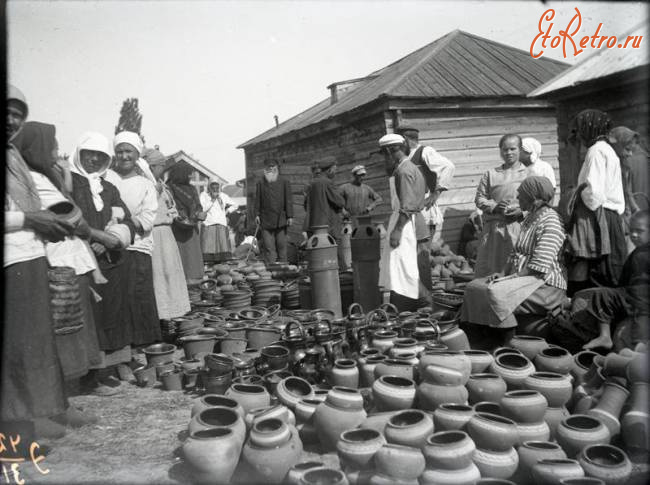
630 210 650 247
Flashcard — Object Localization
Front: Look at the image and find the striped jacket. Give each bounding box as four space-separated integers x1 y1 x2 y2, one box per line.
510 206 567 289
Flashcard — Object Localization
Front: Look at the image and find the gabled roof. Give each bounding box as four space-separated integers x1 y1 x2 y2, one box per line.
168 150 228 185
529 21 649 98
239 29 569 148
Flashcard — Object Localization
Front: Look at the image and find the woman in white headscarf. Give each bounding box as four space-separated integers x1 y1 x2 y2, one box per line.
520 137 557 189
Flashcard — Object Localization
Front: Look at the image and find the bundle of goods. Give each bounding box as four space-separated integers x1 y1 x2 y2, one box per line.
430 239 474 292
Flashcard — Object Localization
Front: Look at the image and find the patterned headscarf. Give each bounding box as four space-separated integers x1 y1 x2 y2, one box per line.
71 132 112 211
572 109 612 147
521 137 542 164
518 175 555 211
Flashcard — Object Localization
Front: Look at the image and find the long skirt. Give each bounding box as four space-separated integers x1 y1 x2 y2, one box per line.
152 225 191 319
2 257 66 421
127 251 162 346
474 218 521 278
55 272 102 379
172 224 204 280
92 252 133 351
201 223 231 256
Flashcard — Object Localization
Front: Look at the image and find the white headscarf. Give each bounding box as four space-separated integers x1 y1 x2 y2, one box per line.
113 131 156 184
71 132 112 211
522 137 542 164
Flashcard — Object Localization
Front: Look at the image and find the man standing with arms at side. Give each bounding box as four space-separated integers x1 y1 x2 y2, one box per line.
254 159 294 264
340 164 383 221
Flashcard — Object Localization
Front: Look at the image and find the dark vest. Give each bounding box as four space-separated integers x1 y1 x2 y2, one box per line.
410 146 437 193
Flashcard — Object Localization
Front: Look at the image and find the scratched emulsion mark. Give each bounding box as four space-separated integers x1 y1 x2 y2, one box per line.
0 433 49 484
530 7 643 59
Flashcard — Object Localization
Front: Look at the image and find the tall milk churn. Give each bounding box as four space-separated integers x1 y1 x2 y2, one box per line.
307 225 342 317
351 215 381 310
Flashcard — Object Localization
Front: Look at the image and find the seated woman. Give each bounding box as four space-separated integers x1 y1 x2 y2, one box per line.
461 176 568 339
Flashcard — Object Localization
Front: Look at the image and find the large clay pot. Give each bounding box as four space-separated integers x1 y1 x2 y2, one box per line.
188 406 246 447
500 390 548 423
244 404 296 431
571 351 600 385
433 404 474 431
359 355 386 388
421 364 465 386
294 399 321 424
601 352 633 379
179 335 217 360
182 427 241 484
143 343 176 366
220 337 248 356
301 467 349 485
202 371 232 395
535 346 573 375
420 463 481 485
313 387 367 451
467 412 518 452
360 410 401 435
372 376 416 412
473 401 503 416
259 345 290 373
472 447 519 480
509 335 548 360
336 428 386 469
374 358 415 381
467 373 508 404
577 445 632 485
331 359 360 388
419 350 472 384
191 394 245 420
544 406 571 441
490 353 535 390
242 419 303 484
276 376 315 410
463 350 495 373
586 381 629 437
516 420 551 445
372 330 398 354
389 338 418 359
225 383 271 414
247 325 282 351
423 430 476 470
556 415 611 458
621 381 650 453
438 323 470 351
285 462 326 485
516 441 567 483
385 409 434 448
524 372 572 408
531 459 585 485
374 443 426 481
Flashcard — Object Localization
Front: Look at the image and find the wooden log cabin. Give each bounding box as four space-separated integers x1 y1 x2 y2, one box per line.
529 21 648 197
238 30 569 251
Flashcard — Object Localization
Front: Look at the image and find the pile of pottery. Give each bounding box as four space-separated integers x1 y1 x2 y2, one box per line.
253 279 283 307
281 280 301 310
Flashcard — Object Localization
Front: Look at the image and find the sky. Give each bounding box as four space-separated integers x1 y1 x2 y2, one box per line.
7 1 648 184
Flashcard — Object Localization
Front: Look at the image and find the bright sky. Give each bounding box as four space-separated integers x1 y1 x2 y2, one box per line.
8 1 648 184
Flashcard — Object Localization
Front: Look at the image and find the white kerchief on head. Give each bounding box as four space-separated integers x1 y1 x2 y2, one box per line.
113 131 144 155
522 137 542 164
71 132 112 212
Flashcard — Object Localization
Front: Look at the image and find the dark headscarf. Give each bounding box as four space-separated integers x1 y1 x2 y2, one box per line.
167 161 201 220
571 109 612 147
518 175 555 211
11 121 65 192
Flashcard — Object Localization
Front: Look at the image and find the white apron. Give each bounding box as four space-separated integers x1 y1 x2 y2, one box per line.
378 176 420 299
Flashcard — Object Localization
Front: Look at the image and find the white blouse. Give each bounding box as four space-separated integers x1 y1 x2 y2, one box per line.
577 140 625 215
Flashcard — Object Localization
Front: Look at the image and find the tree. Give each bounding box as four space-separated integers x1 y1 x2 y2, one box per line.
115 98 144 142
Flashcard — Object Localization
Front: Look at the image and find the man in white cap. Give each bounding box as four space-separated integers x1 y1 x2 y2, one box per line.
340 164 383 220
378 133 429 311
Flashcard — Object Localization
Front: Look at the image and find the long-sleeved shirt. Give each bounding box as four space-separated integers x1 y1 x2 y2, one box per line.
510 206 567 289
339 182 382 216
577 140 625 215
527 159 557 188
254 176 293 230
408 144 455 191
200 191 235 227
307 174 345 236
475 163 528 216
393 157 428 240
105 170 158 255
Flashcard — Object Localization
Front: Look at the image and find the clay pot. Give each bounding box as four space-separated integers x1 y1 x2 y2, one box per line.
360 410 400 435
556 415 611 458
572 351 600 385
374 443 426 481
626 351 649 383
285 462 325 485
263 370 292 395
336 428 386 469
433 404 474 431
220 337 248 356
577 445 632 485
490 353 535 390
493 347 523 357
248 417 291 447
245 404 296 431
500 390 548 423
531 459 585 485
294 399 321 424
359 355 386 388
467 373 508 404
472 447 519 480
188 406 246 447
313 387 367 451
202 372 232 395
516 420 551 445
524 372 573 408
418 380 468 412
509 335 548 360
601 352 633 379
586 381 629 437
225 383 271 414
153 360 175 378
368 473 418 485
160 369 183 391
467 412 518 451
535 346 573 375
421 363 465 386
143 343 176 366
133 365 157 387
419 350 472 384
463 350 495 373
374 358 415 381
423 430 476 469
545 406 571 441
260 345 290 372
300 467 349 485
473 401 502 416
385 409 434 448
180 358 203 373
182 427 241 484
276 376 315 410
242 422 303 484
621 382 650 453
559 479 605 485
372 330 398 354
516 441 567 483
389 338 418 359
420 463 481 485
179 335 216 360
331 359 360 389
233 374 263 385
372 375 416 411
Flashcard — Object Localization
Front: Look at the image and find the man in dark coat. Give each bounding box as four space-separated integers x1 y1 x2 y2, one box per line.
254 159 293 263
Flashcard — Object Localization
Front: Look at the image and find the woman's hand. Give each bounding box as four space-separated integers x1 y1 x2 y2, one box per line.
493 201 509 215
91 242 107 255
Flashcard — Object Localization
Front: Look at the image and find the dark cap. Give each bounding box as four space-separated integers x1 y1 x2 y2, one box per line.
319 159 336 170
263 158 279 168
395 125 419 136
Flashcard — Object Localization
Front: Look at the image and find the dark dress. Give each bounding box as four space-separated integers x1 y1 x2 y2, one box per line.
70 173 136 351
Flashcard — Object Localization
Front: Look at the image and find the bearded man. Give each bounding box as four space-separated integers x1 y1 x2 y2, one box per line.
254 159 294 263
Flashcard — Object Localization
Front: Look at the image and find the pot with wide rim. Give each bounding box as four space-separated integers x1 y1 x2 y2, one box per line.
500 389 548 423
372 375 416 411
143 343 176 366
516 441 567 483
467 412 518 451
313 386 367 451
182 427 241 484
490 352 535 389
433 403 474 431
467 373 508 404
336 428 386 469
423 430 476 470
531 459 585 485
385 409 434 448
577 444 631 485
556 415 611 458
535 346 574 375
508 335 548 360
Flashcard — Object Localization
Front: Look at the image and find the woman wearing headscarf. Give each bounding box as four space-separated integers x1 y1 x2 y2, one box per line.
474 134 529 277
142 148 191 320
565 109 626 293
69 132 136 395
462 176 567 337
167 161 206 283
520 137 557 188
105 132 161 347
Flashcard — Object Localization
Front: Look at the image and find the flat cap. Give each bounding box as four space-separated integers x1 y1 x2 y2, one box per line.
378 134 406 147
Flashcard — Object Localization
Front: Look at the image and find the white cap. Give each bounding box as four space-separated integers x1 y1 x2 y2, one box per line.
378 133 405 147
351 165 366 175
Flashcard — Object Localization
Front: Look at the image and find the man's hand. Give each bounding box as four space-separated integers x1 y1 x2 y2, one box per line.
24 210 75 242
287 217 293 227
389 228 402 248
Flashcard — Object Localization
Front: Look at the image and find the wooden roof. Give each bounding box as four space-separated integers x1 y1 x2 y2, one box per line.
529 21 649 98
239 29 568 148
168 150 228 185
